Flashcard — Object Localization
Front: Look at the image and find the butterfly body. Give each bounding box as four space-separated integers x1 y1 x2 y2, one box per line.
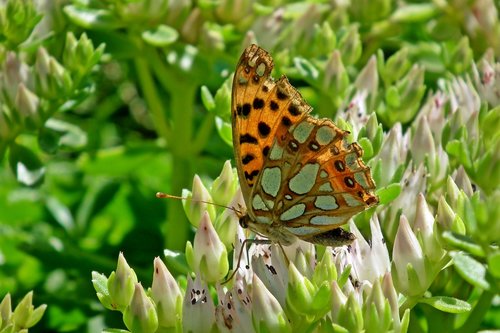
232 45 378 247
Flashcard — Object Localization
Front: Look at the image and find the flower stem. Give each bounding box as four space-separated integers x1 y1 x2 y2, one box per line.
133 50 170 142
455 290 494 333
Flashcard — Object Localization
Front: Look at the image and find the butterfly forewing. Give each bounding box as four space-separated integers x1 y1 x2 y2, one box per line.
232 46 308 202
231 44 378 246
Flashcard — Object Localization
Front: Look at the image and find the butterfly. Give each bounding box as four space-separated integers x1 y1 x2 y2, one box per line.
231 45 378 247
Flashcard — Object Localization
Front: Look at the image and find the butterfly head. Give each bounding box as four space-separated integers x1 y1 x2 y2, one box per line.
238 213 250 229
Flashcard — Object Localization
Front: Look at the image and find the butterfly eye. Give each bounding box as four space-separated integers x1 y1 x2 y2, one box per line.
239 216 249 228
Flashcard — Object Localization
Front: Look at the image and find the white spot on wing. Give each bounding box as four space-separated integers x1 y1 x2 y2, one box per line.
310 215 345 225
345 153 359 170
319 182 333 192
261 167 282 197
256 216 272 224
354 172 368 188
285 226 319 236
269 144 284 161
342 193 362 207
256 63 266 76
252 194 269 211
316 126 335 145
293 121 314 143
314 196 339 210
289 163 320 195
280 203 306 221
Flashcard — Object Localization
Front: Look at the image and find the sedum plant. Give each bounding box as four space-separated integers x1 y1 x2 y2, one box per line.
93 38 499 328
0 292 46 332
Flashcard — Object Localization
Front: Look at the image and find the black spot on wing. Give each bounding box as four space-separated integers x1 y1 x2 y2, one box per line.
288 140 299 152
335 160 345 172
263 146 270 157
242 103 251 117
242 154 255 165
344 176 355 188
253 98 264 109
258 122 271 137
277 89 287 100
240 134 258 144
281 117 291 127
308 140 320 151
288 104 300 116
245 170 259 181
270 101 279 111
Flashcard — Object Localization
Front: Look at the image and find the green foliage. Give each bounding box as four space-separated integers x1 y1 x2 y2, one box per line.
0 0 499 331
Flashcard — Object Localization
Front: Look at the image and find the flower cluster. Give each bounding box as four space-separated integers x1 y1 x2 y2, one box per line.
93 160 483 332
0 0 104 184
0 292 46 332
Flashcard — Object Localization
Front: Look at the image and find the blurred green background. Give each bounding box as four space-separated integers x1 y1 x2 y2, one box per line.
0 0 498 331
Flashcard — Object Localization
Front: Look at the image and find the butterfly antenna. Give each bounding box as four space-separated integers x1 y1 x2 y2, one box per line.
155 192 242 215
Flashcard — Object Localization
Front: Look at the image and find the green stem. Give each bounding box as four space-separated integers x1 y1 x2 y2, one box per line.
170 82 197 157
166 156 191 250
163 68 198 250
399 295 420 316
455 290 494 333
147 48 176 94
190 113 214 155
0 139 7 161
134 54 170 142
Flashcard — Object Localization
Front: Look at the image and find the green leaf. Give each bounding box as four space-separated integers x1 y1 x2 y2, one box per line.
46 196 75 232
487 251 500 279
75 179 121 230
64 6 122 30
215 116 232 147
376 183 401 204
385 86 400 108
201 86 216 112
358 137 374 160
440 231 485 257
331 323 349 333
294 57 319 81
391 4 438 23
26 304 47 328
142 25 178 47
419 296 471 313
164 249 190 275
337 265 351 288
8 143 45 186
446 140 472 169
451 252 491 290
92 271 109 296
400 309 410 333
213 78 232 119
40 119 88 152
480 106 500 149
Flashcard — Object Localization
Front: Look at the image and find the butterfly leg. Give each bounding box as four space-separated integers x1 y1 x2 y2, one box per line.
277 242 291 266
222 238 272 284
303 227 355 247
